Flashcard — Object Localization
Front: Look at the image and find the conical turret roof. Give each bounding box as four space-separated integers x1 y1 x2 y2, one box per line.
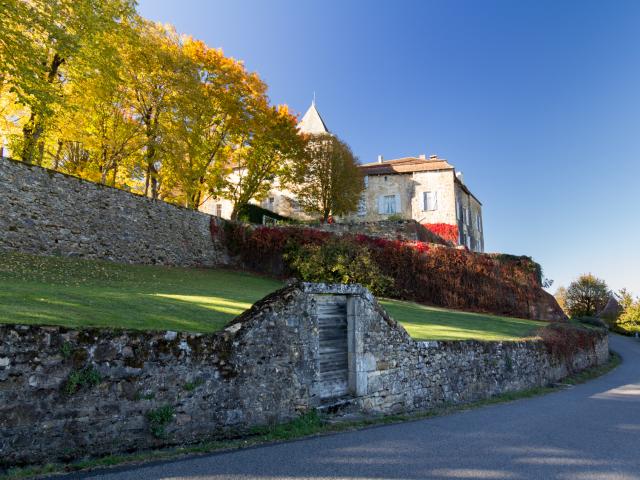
297 100 329 134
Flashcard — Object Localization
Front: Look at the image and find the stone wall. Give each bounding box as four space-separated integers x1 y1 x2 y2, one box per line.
301 219 450 245
0 157 224 266
0 283 608 469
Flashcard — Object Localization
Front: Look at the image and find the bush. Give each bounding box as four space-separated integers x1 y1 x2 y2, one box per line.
538 323 598 367
211 220 559 319
284 237 393 295
575 316 608 329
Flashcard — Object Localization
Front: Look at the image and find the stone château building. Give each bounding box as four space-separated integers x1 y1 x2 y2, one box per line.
351 155 484 252
201 101 484 252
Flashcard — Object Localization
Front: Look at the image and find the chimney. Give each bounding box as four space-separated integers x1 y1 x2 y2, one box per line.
456 171 464 183
429 154 438 160
418 154 426 160
377 154 383 163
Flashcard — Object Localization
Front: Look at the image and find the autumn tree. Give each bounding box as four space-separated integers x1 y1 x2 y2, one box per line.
214 104 305 219
554 286 568 314
162 38 271 209
118 20 188 198
290 133 363 222
565 274 610 318
0 0 135 164
56 26 142 185
617 289 640 333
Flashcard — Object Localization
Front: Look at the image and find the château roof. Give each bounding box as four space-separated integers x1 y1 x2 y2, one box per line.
297 101 329 135
360 156 455 175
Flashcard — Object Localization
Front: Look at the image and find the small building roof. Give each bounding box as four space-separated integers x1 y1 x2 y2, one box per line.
360 156 455 175
297 101 329 135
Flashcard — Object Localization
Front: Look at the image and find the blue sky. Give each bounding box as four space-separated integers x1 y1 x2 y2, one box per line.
138 0 640 295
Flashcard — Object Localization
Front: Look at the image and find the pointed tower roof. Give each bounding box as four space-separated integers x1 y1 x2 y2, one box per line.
297 100 329 134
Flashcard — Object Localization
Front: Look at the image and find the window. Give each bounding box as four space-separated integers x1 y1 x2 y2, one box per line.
357 195 367 216
463 207 469 224
423 191 438 211
363 175 369 189
215 204 222 218
378 194 399 214
476 213 482 231
268 197 275 207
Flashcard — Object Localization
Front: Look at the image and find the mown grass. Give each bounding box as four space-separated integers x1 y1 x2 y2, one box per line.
381 298 545 341
0 252 544 340
0 352 621 480
0 252 282 332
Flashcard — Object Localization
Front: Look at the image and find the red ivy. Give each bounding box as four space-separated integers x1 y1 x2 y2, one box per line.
422 223 459 244
211 220 555 319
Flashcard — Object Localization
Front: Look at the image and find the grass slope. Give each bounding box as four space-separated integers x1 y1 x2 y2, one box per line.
0 252 282 332
0 252 544 340
381 299 545 341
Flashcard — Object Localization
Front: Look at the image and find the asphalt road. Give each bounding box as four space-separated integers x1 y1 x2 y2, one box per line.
65 334 640 480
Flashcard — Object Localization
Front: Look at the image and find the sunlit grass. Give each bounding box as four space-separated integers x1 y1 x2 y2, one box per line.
0 251 546 339
380 298 545 341
0 252 283 332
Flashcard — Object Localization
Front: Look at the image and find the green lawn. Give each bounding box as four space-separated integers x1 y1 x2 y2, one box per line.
0 252 545 340
0 252 282 332
380 298 545 341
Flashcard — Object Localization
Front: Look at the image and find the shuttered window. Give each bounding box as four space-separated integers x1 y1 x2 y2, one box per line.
357 195 366 216
423 191 438 211
378 194 399 214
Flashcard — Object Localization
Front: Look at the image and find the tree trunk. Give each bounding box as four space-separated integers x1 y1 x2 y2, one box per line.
52 140 63 169
111 163 118 186
100 148 109 184
21 54 64 164
230 204 240 221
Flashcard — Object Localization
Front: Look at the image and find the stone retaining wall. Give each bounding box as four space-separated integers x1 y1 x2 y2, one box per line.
0 157 224 266
0 284 609 469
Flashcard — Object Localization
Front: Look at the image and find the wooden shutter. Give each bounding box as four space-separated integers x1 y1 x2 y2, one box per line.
394 194 401 213
377 196 384 214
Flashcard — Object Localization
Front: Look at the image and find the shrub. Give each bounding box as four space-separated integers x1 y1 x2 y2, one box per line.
575 316 608 329
538 323 598 367
284 237 393 295
211 220 559 319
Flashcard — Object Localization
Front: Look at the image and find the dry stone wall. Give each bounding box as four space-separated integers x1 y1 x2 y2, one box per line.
0 283 608 469
0 157 224 266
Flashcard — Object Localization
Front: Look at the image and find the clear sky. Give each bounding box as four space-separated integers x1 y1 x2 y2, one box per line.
138 0 640 295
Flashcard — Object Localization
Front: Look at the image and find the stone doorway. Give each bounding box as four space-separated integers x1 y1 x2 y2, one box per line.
316 295 350 399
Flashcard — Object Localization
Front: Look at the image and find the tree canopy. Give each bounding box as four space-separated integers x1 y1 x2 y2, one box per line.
0 0 308 213
565 274 610 318
289 133 364 222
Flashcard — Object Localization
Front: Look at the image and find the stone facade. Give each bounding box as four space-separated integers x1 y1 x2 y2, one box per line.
352 156 485 252
0 157 225 266
0 283 608 469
